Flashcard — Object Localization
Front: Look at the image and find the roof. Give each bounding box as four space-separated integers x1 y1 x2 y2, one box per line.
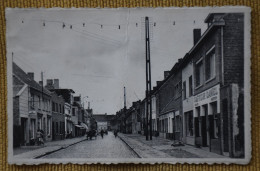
50 89 75 103
13 62 51 96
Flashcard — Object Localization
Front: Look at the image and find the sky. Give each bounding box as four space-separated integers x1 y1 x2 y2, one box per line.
6 8 213 114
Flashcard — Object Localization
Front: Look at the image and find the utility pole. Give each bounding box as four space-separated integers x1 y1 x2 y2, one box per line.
145 16 152 140
124 86 126 133
41 71 44 99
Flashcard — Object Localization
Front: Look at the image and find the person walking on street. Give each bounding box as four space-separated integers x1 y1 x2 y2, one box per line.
100 129 104 139
114 129 118 138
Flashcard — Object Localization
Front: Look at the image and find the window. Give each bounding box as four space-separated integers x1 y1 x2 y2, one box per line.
47 118 51 135
189 76 193 96
185 111 194 136
59 104 62 113
38 96 41 109
183 81 186 99
30 119 35 138
30 94 35 109
52 102 55 111
72 108 75 116
206 47 216 81
38 117 42 130
195 59 203 87
55 103 58 112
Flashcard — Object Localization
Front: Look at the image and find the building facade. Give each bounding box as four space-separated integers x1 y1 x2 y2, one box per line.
50 92 65 141
13 62 52 147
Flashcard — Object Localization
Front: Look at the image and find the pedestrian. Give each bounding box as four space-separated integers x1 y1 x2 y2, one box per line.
114 129 118 138
100 129 104 139
36 129 44 145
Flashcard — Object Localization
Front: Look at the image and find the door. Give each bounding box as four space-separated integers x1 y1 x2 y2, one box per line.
21 118 27 145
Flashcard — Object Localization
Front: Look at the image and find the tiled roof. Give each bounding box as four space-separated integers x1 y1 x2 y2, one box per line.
13 62 51 96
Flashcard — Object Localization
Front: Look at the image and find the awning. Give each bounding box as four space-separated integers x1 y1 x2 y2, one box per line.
80 122 88 130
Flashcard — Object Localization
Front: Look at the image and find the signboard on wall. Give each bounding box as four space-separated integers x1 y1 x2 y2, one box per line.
194 84 220 107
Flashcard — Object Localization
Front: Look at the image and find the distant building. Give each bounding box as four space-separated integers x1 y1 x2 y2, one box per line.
92 114 114 132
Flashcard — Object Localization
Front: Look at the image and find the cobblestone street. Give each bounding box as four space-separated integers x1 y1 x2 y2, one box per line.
42 132 138 158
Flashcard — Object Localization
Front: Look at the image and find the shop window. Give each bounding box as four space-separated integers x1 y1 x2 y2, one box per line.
189 76 193 96
195 59 203 87
185 111 194 136
205 46 216 81
183 81 186 99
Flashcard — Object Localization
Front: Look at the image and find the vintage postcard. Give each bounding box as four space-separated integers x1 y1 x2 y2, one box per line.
6 7 251 165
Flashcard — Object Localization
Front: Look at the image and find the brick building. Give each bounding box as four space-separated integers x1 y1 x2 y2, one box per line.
157 60 183 141
191 13 244 157
50 92 65 140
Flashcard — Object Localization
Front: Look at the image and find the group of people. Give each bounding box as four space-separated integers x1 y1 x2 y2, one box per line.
98 129 118 139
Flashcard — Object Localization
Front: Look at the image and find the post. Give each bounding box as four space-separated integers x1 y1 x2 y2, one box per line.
145 16 152 140
124 86 126 133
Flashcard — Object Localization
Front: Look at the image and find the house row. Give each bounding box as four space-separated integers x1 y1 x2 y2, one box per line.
13 62 92 147
112 13 245 158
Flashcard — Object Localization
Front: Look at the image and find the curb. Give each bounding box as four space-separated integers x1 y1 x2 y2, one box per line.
118 135 142 158
34 138 87 159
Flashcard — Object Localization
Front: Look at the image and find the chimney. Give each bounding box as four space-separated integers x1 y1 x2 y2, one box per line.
27 72 34 80
164 71 170 79
39 81 43 86
46 79 53 86
53 79 59 89
193 29 201 45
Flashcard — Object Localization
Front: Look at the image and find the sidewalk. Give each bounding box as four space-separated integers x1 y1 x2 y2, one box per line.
13 136 87 159
118 133 226 158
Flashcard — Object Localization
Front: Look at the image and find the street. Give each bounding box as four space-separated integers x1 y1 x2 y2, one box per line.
42 132 138 158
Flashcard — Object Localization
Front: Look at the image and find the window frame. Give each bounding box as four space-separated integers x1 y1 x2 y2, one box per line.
195 57 204 89
205 45 216 82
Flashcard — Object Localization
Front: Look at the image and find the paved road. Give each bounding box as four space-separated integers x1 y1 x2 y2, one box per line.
42 132 138 158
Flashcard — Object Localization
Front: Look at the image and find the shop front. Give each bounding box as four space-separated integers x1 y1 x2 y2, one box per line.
194 84 221 154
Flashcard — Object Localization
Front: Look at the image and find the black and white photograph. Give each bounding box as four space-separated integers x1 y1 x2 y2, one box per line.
6 7 251 164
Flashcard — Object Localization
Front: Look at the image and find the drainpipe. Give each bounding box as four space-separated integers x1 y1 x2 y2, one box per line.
220 26 224 155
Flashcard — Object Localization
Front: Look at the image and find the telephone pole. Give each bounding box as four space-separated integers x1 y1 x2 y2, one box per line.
145 16 152 140
124 86 126 133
